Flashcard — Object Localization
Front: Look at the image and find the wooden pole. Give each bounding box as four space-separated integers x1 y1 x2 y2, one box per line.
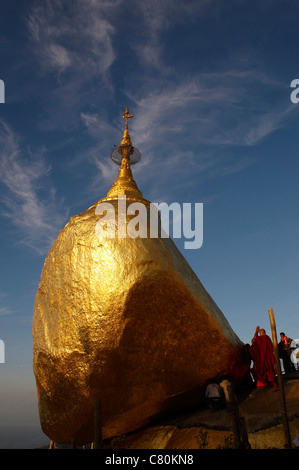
240 417 251 449
220 379 242 449
268 307 292 448
94 399 103 449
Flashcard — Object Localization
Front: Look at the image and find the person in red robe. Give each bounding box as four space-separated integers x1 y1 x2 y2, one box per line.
249 326 278 391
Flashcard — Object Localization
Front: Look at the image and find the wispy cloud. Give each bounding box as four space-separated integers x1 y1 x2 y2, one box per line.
0 292 12 316
23 0 297 203
0 307 13 316
243 104 295 146
26 0 118 129
27 0 116 76
0 121 67 254
131 0 216 70
118 70 296 201
123 1 296 155
79 112 120 193
131 71 294 147
74 69 295 203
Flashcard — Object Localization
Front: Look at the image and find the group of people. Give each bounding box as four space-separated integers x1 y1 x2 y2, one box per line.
205 326 297 412
278 332 297 374
248 326 297 391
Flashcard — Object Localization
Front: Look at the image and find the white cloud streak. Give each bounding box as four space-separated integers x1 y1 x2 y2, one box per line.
27 0 116 76
131 71 294 147
0 307 13 316
79 111 119 186
24 0 297 202
131 0 218 71
26 0 118 129
119 71 296 202
0 121 67 254
77 71 295 203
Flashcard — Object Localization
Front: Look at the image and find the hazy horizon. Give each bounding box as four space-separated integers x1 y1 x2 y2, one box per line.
1 0 299 447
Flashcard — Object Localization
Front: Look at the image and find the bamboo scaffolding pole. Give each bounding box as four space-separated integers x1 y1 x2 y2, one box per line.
268 307 292 448
220 379 250 449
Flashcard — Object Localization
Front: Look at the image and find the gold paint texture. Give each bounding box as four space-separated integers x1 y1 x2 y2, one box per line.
107 107 142 200
33 109 248 446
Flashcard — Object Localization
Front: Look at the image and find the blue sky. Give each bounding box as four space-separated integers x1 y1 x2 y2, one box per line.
0 0 299 447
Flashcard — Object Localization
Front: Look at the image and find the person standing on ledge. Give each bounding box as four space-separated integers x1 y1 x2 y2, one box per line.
249 326 278 391
205 380 225 412
278 332 295 374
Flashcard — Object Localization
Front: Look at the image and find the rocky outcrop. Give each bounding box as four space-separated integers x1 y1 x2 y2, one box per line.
33 198 248 446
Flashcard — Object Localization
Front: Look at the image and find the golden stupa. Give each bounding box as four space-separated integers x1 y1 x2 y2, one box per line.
33 108 248 446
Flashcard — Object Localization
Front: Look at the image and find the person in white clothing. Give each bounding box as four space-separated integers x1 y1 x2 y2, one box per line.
205 381 225 411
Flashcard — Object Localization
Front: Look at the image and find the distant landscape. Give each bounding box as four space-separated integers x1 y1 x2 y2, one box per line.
0 425 49 449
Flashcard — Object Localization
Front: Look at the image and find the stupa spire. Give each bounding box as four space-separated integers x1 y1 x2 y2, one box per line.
106 107 143 199
120 106 133 146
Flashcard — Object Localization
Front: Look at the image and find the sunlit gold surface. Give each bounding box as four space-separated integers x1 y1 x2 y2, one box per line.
33 108 248 446
106 107 142 199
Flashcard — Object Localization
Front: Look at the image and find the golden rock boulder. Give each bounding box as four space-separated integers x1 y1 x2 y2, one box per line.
33 108 248 446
